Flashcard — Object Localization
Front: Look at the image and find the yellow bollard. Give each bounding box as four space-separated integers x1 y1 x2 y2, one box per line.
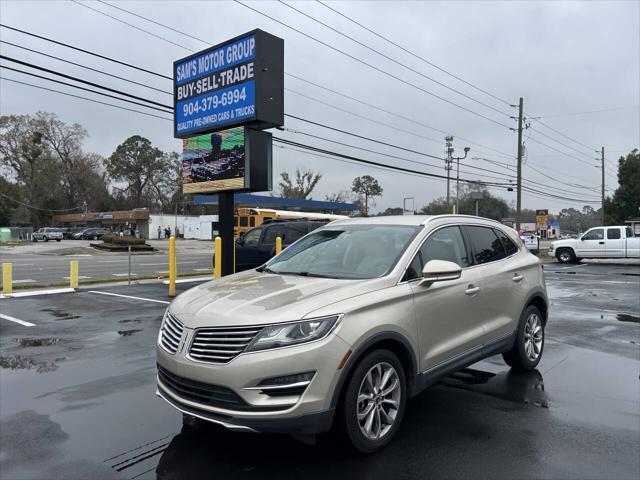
214 236 222 278
69 260 79 289
2 263 12 295
275 236 282 255
168 236 176 297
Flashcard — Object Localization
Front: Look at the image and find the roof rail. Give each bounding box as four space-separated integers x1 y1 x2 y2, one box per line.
423 214 504 226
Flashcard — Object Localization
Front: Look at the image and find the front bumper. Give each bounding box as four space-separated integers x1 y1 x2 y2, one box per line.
156 387 334 434
156 325 351 434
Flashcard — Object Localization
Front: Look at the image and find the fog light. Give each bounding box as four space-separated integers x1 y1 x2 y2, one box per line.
257 371 315 387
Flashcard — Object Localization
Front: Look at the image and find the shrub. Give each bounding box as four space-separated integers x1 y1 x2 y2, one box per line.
102 234 145 246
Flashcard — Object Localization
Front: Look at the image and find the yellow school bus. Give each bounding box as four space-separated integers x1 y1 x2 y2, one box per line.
234 208 348 237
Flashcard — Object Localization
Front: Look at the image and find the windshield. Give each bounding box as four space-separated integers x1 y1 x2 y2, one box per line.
265 224 420 279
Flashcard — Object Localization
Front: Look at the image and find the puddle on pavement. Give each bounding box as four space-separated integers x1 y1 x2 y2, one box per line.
117 329 143 337
616 313 640 324
40 308 80 321
444 368 549 408
0 354 59 373
118 319 141 324
15 337 63 348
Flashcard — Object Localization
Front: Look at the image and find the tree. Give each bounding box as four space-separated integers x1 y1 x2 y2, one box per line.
352 175 383 216
376 207 404 216
277 169 322 199
0 114 66 225
106 135 166 207
604 149 640 225
32 112 88 209
420 186 509 221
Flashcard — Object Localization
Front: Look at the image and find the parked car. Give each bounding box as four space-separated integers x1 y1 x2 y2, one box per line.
32 227 63 242
157 215 548 452
549 225 640 263
75 228 110 240
234 219 331 271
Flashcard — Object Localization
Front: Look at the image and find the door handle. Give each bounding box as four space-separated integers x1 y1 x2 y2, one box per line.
598 241 605 245
465 285 480 295
512 274 524 282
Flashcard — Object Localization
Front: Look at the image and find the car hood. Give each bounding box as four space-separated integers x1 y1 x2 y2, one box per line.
169 269 389 329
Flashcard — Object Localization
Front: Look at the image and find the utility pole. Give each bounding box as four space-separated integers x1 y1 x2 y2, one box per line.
516 97 524 231
601 146 605 225
445 136 454 205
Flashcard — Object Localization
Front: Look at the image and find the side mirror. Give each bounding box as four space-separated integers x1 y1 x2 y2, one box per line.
420 260 462 285
580 237 585 241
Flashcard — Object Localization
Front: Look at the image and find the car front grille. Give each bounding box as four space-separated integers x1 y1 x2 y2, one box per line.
157 365 281 412
160 312 184 354
188 325 263 364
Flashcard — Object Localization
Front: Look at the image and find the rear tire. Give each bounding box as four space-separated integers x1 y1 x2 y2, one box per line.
340 349 406 453
503 305 545 371
556 248 575 263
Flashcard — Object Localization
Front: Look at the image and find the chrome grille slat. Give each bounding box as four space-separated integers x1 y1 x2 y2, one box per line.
160 313 184 355
188 325 263 364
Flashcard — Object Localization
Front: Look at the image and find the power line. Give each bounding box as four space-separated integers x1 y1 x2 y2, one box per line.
530 117 597 153
40 4 517 159
277 0 512 118
536 106 640 118
70 0 191 51
285 72 515 159
528 126 594 157
3 55 596 203
2 72 593 205
315 0 512 107
273 137 510 186
0 75 173 121
0 64 173 114
0 24 173 80
0 192 85 212
0 55 171 110
233 0 512 129
95 0 208 45
0 40 172 95
525 135 596 167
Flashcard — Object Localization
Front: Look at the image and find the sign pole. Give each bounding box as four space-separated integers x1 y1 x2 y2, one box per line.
218 192 235 276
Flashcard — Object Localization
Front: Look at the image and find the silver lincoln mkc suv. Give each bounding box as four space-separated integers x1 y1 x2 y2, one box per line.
156 215 548 452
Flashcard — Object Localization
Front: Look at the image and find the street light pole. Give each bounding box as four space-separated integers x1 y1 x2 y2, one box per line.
453 147 470 214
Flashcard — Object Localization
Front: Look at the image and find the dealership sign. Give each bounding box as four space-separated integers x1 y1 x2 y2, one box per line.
173 29 284 138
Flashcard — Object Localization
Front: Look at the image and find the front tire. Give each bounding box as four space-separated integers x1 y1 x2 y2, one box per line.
503 305 545 370
556 248 576 263
340 349 406 453
43 236 49 242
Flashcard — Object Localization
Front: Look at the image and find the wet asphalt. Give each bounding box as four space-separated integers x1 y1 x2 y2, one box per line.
0 261 638 479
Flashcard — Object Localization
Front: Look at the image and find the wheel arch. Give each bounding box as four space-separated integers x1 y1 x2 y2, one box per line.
525 293 548 325
329 331 418 411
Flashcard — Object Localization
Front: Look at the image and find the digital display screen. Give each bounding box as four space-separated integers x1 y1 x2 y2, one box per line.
182 127 245 193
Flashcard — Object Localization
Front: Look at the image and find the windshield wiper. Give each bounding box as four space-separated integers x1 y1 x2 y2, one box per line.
256 266 276 273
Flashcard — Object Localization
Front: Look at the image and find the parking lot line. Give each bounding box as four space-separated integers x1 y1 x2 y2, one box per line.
11 279 37 284
0 313 35 327
88 291 170 304
112 273 139 277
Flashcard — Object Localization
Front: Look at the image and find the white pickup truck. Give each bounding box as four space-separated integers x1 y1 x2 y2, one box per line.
549 225 640 263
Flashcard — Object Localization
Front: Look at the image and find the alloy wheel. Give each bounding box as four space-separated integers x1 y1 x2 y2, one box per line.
558 251 571 262
356 362 401 441
524 313 543 361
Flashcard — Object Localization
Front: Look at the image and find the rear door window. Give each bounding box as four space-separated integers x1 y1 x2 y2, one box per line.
284 224 307 243
466 226 507 264
262 226 284 245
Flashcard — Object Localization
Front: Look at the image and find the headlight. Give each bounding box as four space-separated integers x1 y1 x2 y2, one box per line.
245 315 341 352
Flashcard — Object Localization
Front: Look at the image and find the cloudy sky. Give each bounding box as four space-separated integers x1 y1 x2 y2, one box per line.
1 0 638 214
